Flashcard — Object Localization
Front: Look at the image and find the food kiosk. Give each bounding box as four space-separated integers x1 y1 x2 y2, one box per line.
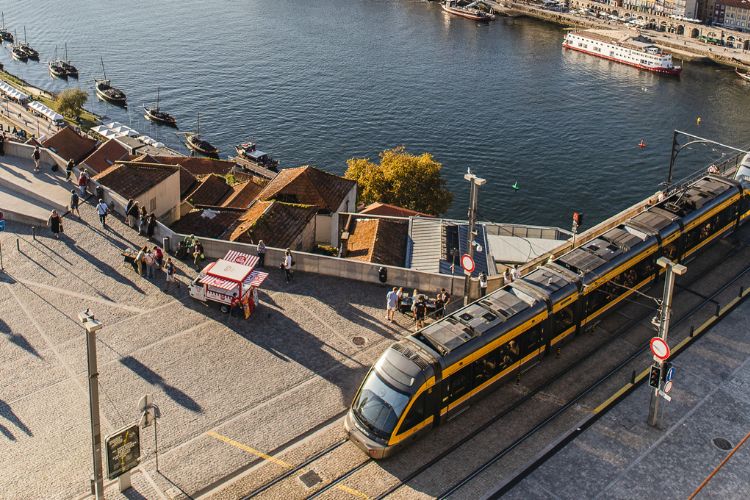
189 250 268 318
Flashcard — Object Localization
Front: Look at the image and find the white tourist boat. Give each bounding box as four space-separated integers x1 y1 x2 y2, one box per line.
563 30 682 76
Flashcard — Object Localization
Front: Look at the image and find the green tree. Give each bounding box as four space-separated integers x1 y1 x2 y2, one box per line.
54 88 88 120
345 147 453 215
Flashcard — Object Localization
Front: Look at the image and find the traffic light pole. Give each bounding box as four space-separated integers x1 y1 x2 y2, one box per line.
648 257 687 428
463 172 485 306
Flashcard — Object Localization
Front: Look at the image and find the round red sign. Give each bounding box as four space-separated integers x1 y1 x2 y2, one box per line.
461 253 475 274
650 337 670 361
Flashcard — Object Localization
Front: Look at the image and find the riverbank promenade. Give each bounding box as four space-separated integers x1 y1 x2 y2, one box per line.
0 204 412 499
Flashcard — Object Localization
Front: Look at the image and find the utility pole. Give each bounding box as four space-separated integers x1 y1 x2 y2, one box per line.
79 309 105 499
648 257 687 428
463 170 486 305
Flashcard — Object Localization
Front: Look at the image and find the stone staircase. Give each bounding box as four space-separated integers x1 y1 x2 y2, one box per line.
0 154 72 226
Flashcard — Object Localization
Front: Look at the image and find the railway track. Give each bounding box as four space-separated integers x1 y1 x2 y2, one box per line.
230 234 750 500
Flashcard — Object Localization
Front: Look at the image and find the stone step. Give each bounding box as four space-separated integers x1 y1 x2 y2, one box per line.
0 157 70 213
0 184 56 227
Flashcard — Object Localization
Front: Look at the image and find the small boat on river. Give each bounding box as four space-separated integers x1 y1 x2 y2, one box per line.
0 13 12 42
235 141 279 171
95 57 127 106
144 87 177 127
441 0 496 21
10 31 27 62
183 114 218 156
60 43 78 78
48 46 67 79
19 27 38 60
737 69 750 83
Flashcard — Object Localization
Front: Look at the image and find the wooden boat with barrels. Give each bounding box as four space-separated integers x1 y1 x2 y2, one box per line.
440 0 496 21
185 133 219 156
144 87 177 126
95 58 127 106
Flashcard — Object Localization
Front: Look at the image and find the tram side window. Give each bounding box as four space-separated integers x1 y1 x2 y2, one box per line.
518 325 544 354
447 365 474 405
400 391 427 432
554 305 576 335
474 337 522 387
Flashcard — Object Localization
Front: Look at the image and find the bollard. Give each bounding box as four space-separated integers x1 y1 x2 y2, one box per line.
715 303 721 316
740 286 745 298
690 325 695 337
631 370 636 384
32 227 36 240
16 238 19 251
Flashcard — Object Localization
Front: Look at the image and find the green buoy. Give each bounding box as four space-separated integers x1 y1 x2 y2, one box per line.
512 181 520 190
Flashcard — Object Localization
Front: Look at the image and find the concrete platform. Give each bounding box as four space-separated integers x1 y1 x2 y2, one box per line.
0 155 72 223
497 299 750 499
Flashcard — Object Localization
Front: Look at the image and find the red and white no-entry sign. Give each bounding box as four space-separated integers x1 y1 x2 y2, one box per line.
650 337 670 361
461 253 475 274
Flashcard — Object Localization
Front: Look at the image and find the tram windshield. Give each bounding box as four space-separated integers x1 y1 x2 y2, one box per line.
352 371 410 439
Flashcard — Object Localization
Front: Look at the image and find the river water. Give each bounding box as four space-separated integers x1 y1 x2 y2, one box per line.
2 0 749 227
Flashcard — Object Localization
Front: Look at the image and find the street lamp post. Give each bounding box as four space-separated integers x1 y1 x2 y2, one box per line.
647 257 687 428
79 309 105 499
463 171 486 305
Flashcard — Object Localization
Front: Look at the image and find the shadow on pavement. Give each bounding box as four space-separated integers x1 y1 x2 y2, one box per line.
0 399 33 438
0 318 42 358
119 355 203 414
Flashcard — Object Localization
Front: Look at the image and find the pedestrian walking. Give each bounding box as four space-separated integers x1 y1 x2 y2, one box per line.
126 200 139 228
164 258 178 291
440 288 451 308
95 198 109 227
386 287 398 322
138 206 147 234
435 291 445 319
146 213 156 239
193 240 204 269
135 245 147 276
65 158 75 181
396 287 404 313
153 245 164 269
48 210 62 239
257 240 266 268
144 249 156 278
503 268 512 284
0 132 5 156
77 170 88 197
69 189 80 217
282 248 294 283
32 145 41 172
479 272 488 297
412 294 427 330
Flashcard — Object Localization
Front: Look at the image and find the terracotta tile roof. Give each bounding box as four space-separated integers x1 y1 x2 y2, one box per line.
169 207 245 239
359 202 431 218
344 218 408 267
150 155 235 177
228 201 318 249
258 165 356 212
92 161 179 200
717 0 750 8
221 178 267 209
128 153 197 198
185 174 232 206
82 139 129 174
41 126 98 164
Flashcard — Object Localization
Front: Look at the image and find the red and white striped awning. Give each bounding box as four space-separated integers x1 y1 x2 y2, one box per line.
199 273 239 291
224 250 259 268
244 271 269 288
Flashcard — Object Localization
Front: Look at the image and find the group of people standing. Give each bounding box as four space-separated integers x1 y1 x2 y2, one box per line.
133 244 178 291
386 287 451 331
125 199 157 239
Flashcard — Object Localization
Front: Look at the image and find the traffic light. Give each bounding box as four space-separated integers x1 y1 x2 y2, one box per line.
649 364 662 389
573 211 584 227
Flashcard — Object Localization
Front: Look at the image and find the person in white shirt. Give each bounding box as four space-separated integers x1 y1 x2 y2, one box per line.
283 249 293 283
95 198 109 227
511 265 519 281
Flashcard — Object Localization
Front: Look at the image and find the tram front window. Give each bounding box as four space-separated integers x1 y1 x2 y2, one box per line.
352 371 410 440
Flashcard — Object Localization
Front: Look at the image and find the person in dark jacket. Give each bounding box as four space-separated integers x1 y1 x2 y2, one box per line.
48 210 62 239
65 159 75 181
146 213 156 238
0 133 5 156
126 200 139 228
